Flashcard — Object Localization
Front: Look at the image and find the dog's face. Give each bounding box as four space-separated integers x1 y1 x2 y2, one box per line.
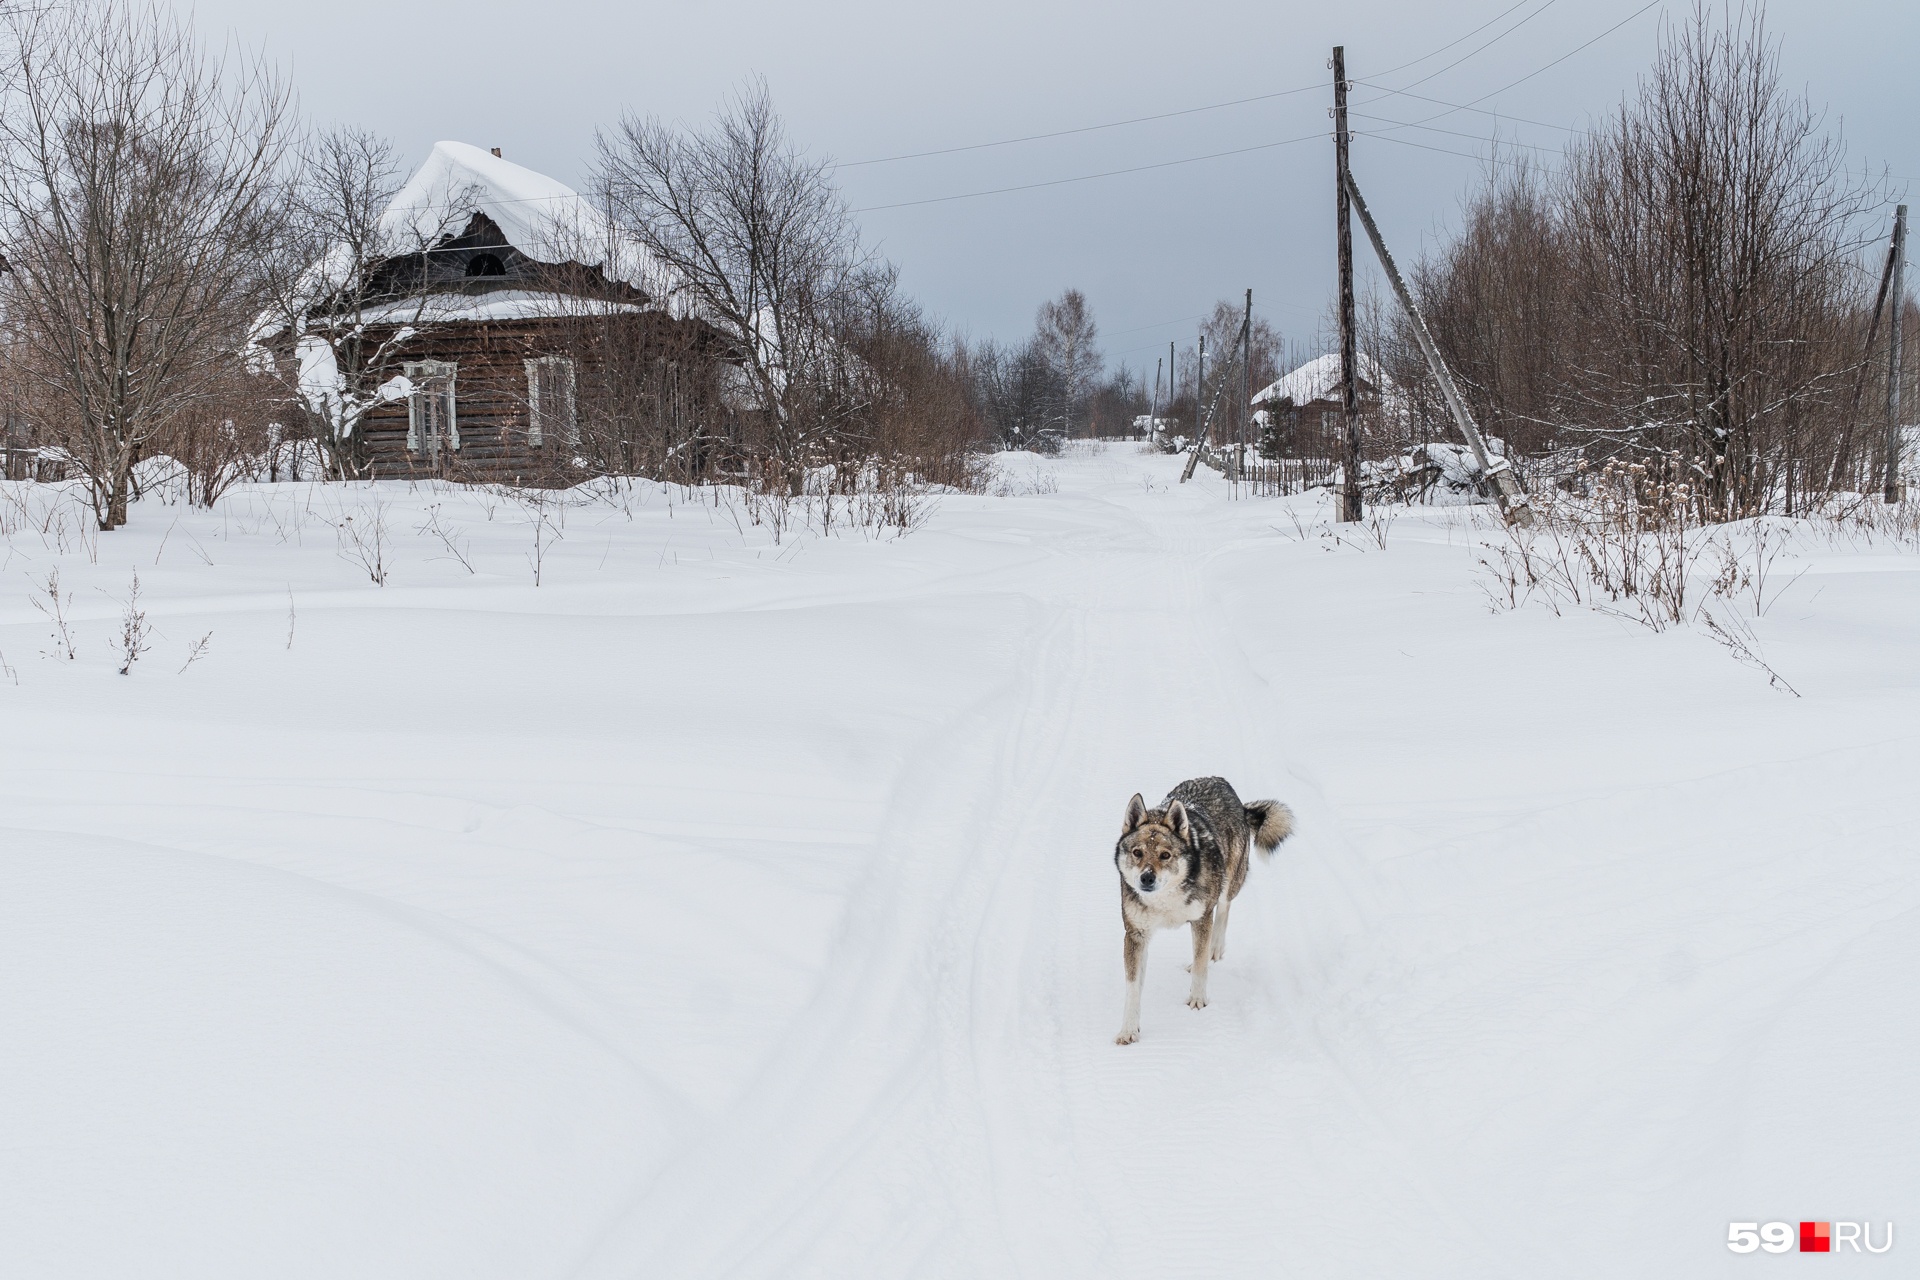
1115 793 1193 898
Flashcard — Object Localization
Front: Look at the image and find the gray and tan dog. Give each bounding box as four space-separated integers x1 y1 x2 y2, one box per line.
1113 777 1294 1045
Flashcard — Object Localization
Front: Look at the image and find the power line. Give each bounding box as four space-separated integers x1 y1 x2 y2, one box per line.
292 2 1668 232
1112 311 1298 359
1362 71 1918 191
1353 130 1544 172
1386 0 1562 94
1106 312 1206 337
1351 82 1584 133
1365 0 1539 79
1392 0 1665 129
1365 129 1918 192
1115 339 1189 359
833 0 1622 181
848 3 1658 215
835 0 1562 170
1349 112 1566 156
835 85 1323 169
850 130 1325 213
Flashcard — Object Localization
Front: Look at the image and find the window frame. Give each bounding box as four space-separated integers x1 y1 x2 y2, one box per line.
404 360 459 458
524 355 578 449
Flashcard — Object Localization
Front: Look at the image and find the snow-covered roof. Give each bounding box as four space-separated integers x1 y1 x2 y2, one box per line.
283 142 683 322
1251 353 1391 407
388 143 672 294
347 290 660 328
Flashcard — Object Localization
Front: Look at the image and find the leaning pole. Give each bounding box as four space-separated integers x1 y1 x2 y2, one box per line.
1342 168 1533 527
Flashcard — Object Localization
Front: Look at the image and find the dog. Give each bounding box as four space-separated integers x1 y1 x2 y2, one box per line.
1113 777 1293 1045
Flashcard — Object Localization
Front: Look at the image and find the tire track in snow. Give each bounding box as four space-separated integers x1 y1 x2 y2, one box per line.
573 592 1090 1276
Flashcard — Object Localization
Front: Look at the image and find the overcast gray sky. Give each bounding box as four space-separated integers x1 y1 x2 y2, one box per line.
191 0 1916 376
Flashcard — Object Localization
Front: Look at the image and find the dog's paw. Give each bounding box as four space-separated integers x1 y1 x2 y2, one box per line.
1210 947 1226 963
1186 993 1208 1010
1115 1028 1139 1046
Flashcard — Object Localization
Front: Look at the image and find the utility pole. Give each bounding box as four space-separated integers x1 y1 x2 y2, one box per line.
1237 288 1253 485
1886 203 1908 504
1343 167 1532 525
1181 333 1208 482
1333 46 1362 523
1185 353 1243 483
1198 331 1206 430
1150 355 1163 443
1832 218 1903 493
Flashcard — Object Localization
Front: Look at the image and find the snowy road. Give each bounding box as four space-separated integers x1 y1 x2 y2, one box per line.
3 447 1916 1276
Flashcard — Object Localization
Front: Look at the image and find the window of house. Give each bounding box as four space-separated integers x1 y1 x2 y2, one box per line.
465 252 505 278
525 356 577 449
404 361 458 460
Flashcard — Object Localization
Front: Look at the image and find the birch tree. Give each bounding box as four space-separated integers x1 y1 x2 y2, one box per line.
1032 289 1101 437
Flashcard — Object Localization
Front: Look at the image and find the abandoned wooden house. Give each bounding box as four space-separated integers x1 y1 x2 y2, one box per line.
283 142 738 484
1249 353 1394 451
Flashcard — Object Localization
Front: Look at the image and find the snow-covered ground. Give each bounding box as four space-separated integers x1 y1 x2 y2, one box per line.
2 445 1914 1277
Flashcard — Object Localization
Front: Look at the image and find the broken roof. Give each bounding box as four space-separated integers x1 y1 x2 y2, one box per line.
289 141 684 319
386 143 673 293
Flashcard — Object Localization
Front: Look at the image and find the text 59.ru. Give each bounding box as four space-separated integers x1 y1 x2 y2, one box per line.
1729 1222 1893 1254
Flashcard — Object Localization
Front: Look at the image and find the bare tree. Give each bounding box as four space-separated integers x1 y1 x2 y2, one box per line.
958 335 1063 451
597 81 873 494
1084 365 1146 438
1032 288 1102 436
1408 4 1886 516
1201 298 1280 395
542 301 726 483
168 358 275 505
1402 153 1569 459
0 1 291 528
1188 296 1281 456
255 126 483 480
1560 3 1875 515
837 286 985 488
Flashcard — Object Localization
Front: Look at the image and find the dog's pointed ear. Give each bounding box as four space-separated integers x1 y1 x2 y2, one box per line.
1165 799 1192 844
1122 793 1147 835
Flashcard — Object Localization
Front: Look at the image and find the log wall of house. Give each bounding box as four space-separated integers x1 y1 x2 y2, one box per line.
360 317 564 483
360 310 746 486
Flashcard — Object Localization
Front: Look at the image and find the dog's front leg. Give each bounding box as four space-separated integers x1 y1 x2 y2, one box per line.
1211 892 1231 963
1187 910 1213 1008
1117 926 1147 1045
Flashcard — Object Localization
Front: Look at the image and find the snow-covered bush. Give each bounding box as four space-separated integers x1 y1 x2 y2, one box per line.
1365 436 1508 504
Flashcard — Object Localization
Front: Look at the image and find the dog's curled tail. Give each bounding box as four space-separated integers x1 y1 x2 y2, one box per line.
1244 800 1295 859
